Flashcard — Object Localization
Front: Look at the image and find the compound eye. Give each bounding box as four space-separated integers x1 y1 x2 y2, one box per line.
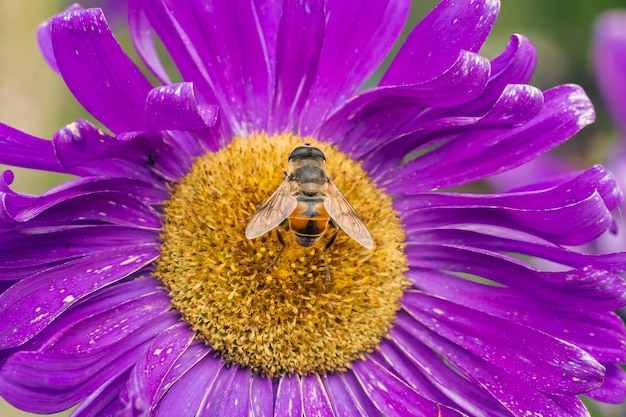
288 145 326 161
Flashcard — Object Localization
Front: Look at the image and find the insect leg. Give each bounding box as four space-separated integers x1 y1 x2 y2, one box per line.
267 227 287 272
322 221 339 281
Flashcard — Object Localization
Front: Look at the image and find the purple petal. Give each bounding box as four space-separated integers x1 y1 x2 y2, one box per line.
397 164 621 246
50 8 153 133
488 153 578 191
50 122 187 181
153 354 224 417
593 10 626 133
381 0 499 85
142 0 271 136
405 223 626 280
394 161 619 218
268 0 325 134
44 286 172 355
402 290 606 395
438 34 538 121
21 277 163 351
396 312 593 417
52 120 126 169
249 374 274 417
0 245 159 348
210 367 252 417
0 350 133 414
406 242 626 311
379 84 595 191
36 17 59 74
407 268 626 363
274 374 303 417
79 1 129 23
129 3 234 149
363 83 543 179
20 193 161 231
387 328 510 416
370 344 455 410
198 365 251 417
120 323 195 415
253 0 281 81
586 363 626 404
0 190 164 235
0 175 167 225
321 374 369 417
591 208 626 259
135 1 217 108
51 120 186 181
36 4 84 74
551 396 595 417
300 0 411 133
351 358 465 416
165 126 220 158
0 124 69 173
145 83 218 131
336 372 380 416
402 196 610 247
37 16 62 73
319 50 491 157
70 369 132 417
0 274 158 360
0 291 178 415
0 311 178 414
0 225 157 269
115 134 192 181
52 119 198 184
231 368 256 416
128 0 172 84
537 267 626 311
301 374 334 417
91 397 126 416
151 340 210 405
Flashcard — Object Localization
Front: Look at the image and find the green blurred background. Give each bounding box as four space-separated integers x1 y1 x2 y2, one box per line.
0 0 625 415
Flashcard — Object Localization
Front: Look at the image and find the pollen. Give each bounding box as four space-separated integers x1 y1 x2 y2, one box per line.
154 132 408 377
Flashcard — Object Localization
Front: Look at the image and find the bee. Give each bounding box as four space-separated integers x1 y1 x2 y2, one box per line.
245 144 373 279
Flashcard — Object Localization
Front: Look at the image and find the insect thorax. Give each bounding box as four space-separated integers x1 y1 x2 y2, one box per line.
293 163 326 183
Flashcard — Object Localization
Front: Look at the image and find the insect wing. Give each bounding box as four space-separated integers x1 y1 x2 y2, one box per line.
245 178 298 239
324 182 374 249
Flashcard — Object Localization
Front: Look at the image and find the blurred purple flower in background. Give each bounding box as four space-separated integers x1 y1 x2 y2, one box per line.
594 10 626 137
591 9 626 254
0 1 625 416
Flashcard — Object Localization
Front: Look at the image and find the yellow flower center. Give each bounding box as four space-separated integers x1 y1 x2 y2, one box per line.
154 132 408 377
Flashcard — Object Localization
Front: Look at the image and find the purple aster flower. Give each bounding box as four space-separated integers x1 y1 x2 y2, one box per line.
1 1 626 416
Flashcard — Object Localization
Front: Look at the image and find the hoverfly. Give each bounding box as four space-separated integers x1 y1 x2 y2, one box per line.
245 144 373 279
